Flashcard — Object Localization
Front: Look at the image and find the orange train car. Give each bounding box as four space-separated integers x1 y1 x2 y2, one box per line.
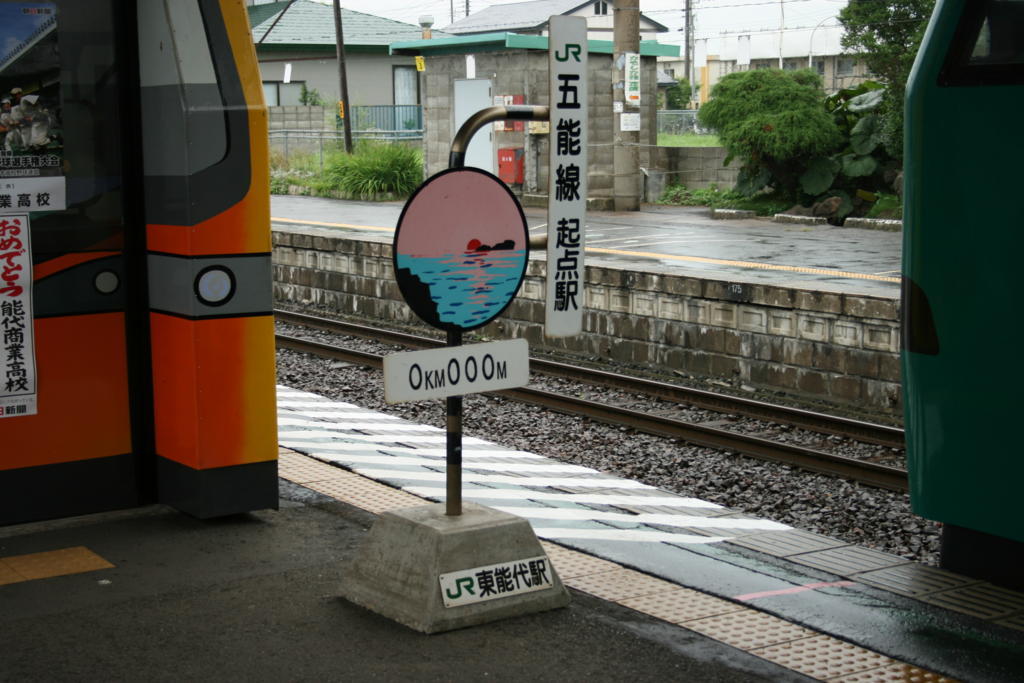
0 0 277 524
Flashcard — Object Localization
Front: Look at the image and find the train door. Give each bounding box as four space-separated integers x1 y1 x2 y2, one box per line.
0 0 278 526
0 0 150 524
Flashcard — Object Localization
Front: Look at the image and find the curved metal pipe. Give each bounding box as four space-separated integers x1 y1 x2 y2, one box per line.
448 105 550 169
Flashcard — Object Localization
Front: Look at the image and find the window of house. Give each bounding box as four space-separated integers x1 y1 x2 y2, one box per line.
594 1 608 15
393 66 419 106
836 57 855 76
262 81 304 106
814 59 825 76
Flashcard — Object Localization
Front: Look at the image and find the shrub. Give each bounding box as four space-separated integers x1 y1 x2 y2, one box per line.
319 142 423 198
698 69 842 199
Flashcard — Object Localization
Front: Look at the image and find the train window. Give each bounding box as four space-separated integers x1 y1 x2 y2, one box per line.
940 0 1024 86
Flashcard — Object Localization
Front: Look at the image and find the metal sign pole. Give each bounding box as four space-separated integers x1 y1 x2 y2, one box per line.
441 105 548 516
445 330 462 516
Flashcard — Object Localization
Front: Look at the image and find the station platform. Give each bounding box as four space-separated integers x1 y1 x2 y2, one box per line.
7 385 1019 680
270 195 903 299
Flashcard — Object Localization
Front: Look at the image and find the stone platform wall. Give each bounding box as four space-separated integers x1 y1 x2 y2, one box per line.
273 227 902 419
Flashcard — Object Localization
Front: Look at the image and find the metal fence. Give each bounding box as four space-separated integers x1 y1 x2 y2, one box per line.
657 110 711 136
269 105 424 170
349 105 423 139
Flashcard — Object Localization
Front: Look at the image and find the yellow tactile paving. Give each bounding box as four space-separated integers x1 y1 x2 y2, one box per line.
564 568 679 602
683 609 817 651
830 662 960 682
277 449 956 682
279 450 357 484
540 541 622 579
303 477 426 514
751 634 895 680
1 547 114 584
620 587 745 623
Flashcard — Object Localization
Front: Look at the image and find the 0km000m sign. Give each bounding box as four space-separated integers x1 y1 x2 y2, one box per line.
383 339 529 404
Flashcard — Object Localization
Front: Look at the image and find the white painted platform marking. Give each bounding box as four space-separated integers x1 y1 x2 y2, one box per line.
275 385 792 545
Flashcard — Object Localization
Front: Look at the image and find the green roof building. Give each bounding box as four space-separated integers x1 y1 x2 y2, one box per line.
247 0 440 108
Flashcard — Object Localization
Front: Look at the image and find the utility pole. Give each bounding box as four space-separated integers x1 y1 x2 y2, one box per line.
778 0 785 69
613 0 641 211
683 0 691 99
333 0 353 153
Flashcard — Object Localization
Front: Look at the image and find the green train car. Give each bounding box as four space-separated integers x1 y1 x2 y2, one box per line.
903 0 1024 588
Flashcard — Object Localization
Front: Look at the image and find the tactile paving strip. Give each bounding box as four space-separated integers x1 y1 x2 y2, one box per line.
279 449 354 484
564 568 679 602
853 563 980 598
995 612 1024 633
729 528 850 557
683 609 817 650
540 541 621 579
278 445 954 681
304 478 426 514
619 587 745 623
920 582 1024 620
788 545 910 576
830 662 960 681
0 546 113 584
751 634 895 680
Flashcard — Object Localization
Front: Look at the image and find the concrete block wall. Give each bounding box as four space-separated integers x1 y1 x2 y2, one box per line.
422 50 659 210
273 228 902 419
644 147 740 200
269 106 332 130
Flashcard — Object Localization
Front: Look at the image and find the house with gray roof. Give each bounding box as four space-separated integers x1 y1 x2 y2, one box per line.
442 0 668 42
247 0 440 110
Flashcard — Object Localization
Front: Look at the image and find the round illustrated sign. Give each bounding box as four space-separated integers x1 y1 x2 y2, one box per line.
394 167 529 332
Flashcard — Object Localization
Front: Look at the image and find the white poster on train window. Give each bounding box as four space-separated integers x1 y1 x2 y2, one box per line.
1 2 66 212
0 214 37 418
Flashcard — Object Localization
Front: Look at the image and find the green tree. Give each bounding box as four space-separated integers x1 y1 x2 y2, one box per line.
698 68 841 199
665 77 692 109
838 0 936 158
299 83 326 107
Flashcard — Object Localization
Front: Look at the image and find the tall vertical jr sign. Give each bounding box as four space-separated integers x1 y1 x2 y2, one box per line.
546 15 587 338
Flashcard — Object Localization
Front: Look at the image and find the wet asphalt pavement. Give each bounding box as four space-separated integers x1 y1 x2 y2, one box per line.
1 483 809 682
270 195 903 298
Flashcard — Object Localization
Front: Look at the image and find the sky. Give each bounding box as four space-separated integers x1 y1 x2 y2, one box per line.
304 0 851 48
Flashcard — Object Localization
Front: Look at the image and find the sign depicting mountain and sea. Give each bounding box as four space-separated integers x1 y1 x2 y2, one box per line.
394 168 529 332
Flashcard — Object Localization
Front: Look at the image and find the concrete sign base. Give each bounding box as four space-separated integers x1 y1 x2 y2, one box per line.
340 502 570 633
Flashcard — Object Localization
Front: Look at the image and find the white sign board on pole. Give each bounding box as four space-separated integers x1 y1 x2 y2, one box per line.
546 15 587 338
624 52 641 105
383 339 529 404
620 112 641 132
439 554 555 607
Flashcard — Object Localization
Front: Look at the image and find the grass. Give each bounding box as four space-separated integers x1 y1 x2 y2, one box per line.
270 141 422 200
657 133 721 147
657 184 792 216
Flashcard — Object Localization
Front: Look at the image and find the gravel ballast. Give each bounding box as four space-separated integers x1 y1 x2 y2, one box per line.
275 322 940 566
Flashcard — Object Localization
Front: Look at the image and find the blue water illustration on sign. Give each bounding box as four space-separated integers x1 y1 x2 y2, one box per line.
396 249 527 329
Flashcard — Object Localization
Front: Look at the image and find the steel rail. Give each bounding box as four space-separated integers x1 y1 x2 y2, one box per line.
275 333 910 492
274 309 905 448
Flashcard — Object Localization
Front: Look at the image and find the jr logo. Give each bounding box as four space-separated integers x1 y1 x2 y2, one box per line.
445 577 476 600
555 43 582 62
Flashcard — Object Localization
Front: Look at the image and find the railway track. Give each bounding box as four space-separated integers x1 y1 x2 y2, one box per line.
275 310 909 492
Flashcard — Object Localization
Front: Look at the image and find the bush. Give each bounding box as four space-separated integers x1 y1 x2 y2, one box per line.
657 184 792 216
319 142 423 198
698 69 841 199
